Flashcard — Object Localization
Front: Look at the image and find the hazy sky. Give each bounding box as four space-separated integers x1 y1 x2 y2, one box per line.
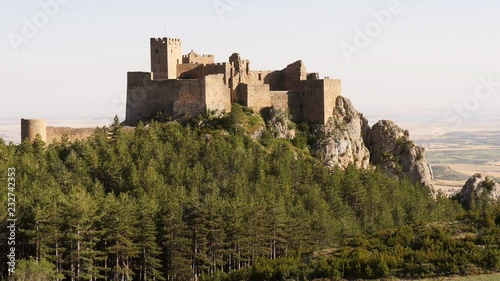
1 0 499 125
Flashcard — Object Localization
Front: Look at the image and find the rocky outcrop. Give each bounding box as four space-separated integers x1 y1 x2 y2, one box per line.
364 120 434 189
268 96 434 190
266 108 296 139
454 173 500 209
313 96 371 169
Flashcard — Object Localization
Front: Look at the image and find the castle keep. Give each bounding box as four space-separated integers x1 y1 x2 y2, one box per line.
125 37 342 125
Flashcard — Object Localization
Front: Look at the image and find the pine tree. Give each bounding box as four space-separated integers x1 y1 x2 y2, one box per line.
103 193 140 281
136 195 165 281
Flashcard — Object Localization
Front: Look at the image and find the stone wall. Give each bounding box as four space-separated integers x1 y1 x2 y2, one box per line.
299 79 326 124
204 74 231 113
240 84 272 112
323 79 342 123
46 127 95 145
297 79 342 124
177 63 228 82
177 64 199 78
282 60 307 91
21 119 95 145
126 72 206 125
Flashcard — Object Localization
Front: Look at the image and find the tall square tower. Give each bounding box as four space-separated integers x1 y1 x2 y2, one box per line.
150 38 182 80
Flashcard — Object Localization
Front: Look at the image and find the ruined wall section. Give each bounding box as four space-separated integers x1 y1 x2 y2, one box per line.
282 60 307 91
46 127 95 145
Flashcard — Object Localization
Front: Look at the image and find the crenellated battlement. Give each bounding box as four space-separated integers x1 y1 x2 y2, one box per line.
151 37 181 45
182 54 214 58
182 50 215 65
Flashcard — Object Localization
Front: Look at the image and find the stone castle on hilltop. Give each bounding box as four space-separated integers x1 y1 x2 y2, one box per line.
125 37 342 125
21 36 343 144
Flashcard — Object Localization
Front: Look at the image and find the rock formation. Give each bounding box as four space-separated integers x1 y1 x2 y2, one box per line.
454 173 500 209
266 108 296 140
364 120 434 189
313 96 370 169
309 96 434 190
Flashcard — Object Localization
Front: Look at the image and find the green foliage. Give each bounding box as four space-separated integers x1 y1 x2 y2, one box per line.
14 259 61 281
0 112 492 280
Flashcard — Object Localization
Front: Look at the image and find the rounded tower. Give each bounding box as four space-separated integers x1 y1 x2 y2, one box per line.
21 119 47 143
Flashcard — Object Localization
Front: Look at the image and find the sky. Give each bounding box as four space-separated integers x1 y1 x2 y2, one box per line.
1 0 500 130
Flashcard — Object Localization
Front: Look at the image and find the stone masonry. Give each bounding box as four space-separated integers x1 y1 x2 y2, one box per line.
125 37 342 125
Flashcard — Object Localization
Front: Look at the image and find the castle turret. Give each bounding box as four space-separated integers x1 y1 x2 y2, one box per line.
21 119 47 143
151 37 182 80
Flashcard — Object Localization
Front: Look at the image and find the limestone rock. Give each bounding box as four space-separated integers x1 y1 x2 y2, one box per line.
267 108 296 139
454 173 500 209
313 96 371 169
364 120 434 189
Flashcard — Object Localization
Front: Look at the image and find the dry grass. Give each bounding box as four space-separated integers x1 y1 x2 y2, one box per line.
419 273 500 280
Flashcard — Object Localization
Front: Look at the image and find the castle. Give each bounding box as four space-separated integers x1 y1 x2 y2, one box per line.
125 37 342 125
21 36 343 143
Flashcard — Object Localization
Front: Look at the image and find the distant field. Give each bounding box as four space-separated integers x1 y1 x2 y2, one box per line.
420 273 500 281
425 148 500 195
426 149 500 166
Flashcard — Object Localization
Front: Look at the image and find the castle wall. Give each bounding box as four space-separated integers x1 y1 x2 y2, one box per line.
297 79 342 124
323 79 342 123
270 91 302 121
46 127 95 145
126 72 206 125
204 74 231 113
21 119 96 145
240 84 272 112
21 119 47 143
298 80 326 124
269 91 289 114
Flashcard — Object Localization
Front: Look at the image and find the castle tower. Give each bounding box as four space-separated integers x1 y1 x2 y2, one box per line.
151 38 182 80
21 119 47 143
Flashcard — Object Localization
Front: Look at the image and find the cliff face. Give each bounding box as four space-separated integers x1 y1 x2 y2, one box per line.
311 96 434 189
364 120 434 189
454 173 500 209
313 97 371 169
